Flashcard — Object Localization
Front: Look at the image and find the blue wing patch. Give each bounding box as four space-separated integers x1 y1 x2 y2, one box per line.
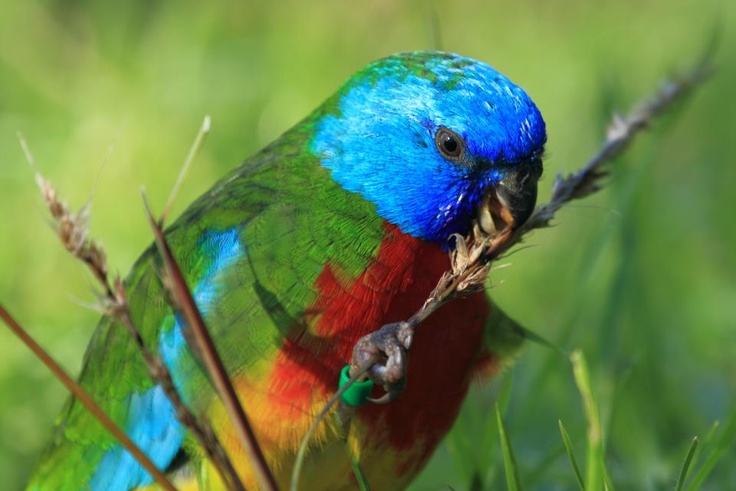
87 227 244 490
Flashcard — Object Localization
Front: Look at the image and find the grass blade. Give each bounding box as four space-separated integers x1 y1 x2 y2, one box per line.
675 437 699 491
602 463 615 491
351 457 372 491
496 403 523 491
558 420 586 491
570 350 607 491
496 370 514 417
685 411 736 491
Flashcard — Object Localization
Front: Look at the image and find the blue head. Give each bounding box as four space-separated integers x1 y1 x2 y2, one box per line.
311 51 546 245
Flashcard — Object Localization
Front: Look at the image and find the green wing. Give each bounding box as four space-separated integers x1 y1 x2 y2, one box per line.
27 122 386 490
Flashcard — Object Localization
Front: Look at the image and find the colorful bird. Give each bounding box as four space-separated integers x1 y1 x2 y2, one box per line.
26 51 546 490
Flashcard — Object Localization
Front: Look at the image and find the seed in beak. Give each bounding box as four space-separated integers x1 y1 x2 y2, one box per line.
476 190 516 238
478 196 497 235
495 186 512 212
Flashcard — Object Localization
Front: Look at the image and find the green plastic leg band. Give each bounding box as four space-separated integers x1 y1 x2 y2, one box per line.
339 365 374 407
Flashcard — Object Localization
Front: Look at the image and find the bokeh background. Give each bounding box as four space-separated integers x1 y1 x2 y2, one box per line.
1 1 734 489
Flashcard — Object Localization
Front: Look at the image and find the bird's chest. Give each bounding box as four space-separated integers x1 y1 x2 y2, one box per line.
216 224 489 489
291 224 490 485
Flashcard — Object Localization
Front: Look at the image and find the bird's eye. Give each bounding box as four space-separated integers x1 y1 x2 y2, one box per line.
435 127 465 161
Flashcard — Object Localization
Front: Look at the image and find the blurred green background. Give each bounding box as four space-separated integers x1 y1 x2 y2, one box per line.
1 0 734 489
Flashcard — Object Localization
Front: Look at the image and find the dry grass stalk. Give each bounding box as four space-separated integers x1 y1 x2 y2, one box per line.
19 133 244 491
421 59 714 323
143 195 278 491
141 114 277 491
288 59 713 490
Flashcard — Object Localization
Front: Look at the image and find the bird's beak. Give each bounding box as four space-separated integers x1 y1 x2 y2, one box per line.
476 160 541 237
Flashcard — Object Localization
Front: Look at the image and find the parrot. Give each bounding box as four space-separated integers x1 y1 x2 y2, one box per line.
26 51 546 490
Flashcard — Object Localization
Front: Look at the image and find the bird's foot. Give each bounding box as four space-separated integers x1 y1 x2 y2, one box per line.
351 321 414 404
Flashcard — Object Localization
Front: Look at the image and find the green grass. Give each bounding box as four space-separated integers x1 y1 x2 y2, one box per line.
1 0 735 489
497 404 524 491
558 420 585 491
675 437 698 491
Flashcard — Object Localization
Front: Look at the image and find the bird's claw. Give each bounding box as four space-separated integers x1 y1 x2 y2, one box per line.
351 321 414 404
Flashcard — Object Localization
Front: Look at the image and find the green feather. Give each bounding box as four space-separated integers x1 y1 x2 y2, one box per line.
28 116 387 489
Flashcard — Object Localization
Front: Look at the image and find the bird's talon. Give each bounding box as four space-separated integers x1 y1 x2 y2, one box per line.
367 394 391 404
351 321 413 404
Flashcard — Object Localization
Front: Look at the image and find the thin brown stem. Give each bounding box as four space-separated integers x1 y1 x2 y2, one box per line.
426 58 714 321
515 60 714 240
0 303 177 491
344 54 714 417
144 195 279 491
110 281 246 491
295 56 713 491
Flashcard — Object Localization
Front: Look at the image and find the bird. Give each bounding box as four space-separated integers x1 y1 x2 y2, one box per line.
26 50 546 491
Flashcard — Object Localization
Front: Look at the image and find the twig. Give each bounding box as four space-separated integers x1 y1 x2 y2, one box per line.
333 54 713 452
110 278 245 491
515 60 713 240
143 195 279 491
0 303 177 491
142 114 276 491
291 59 713 488
20 132 243 491
424 58 714 323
